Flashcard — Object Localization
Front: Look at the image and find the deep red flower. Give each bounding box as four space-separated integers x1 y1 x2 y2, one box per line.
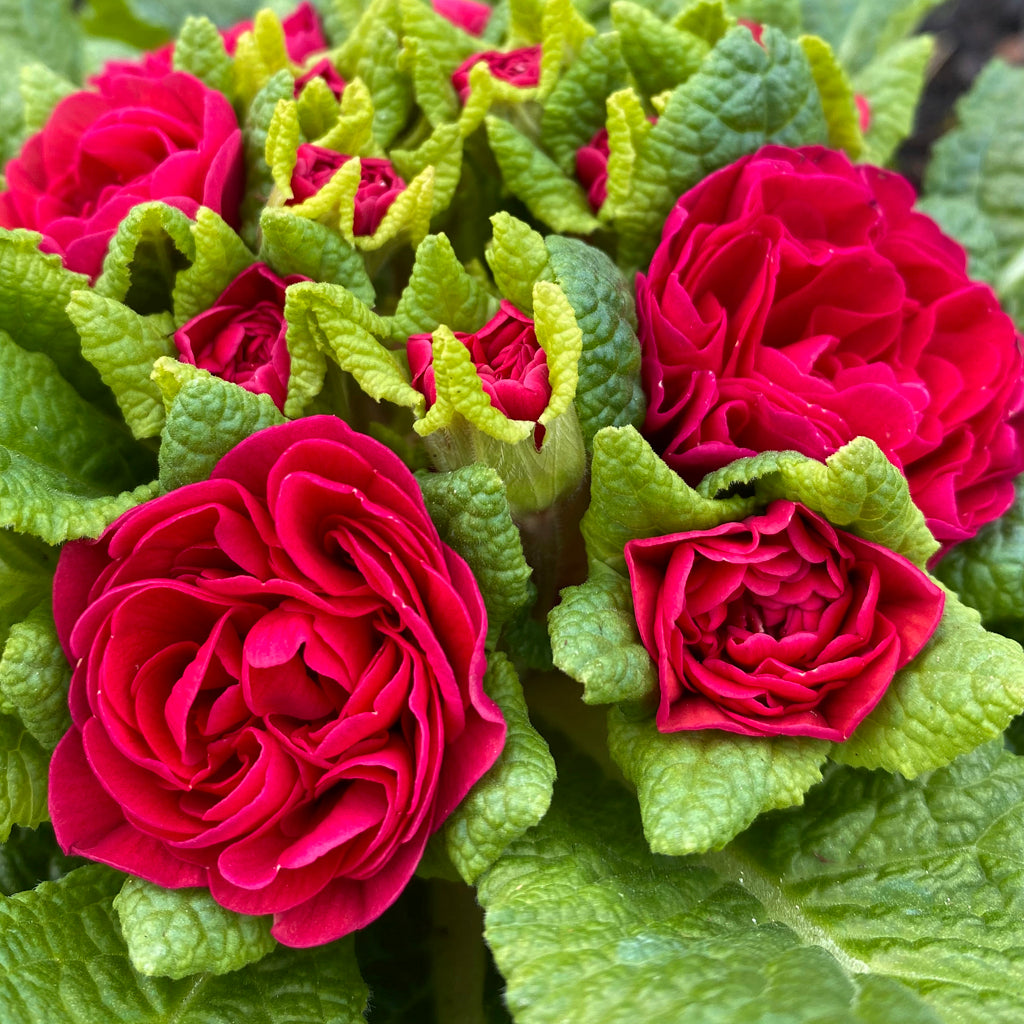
433 0 492 34
451 45 542 103
576 127 610 212
407 300 551 436
0 71 243 279
174 263 304 411
48 416 505 947
287 145 406 236
626 500 945 740
636 145 1024 551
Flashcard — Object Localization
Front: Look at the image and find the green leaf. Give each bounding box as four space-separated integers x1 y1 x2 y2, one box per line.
609 709 829 854
485 212 553 315
480 740 1024 1023
832 587 1024 777
442 653 555 884
617 24 827 267
801 33 862 157
541 32 630 174
484 116 601 236
66 291 176 439
312 77 377 156
853 34 933 165
418 464 535 642
172 15 233 97
602 86 654 220
241 70 296 244
0 824 81 897
0 332 157 544
259 208 374 305
153 358 286 491
114 878 276 980
0 600 70 751
0 531 57 644
389 122 464 218
726 0 802 33
0 711 50 841
18 62 76 136
265 97 303 200
937 479 1024 630
545 236 645 445
916 194 1001 288
0 229 105 407
393 233 498 337
0 864 369 1023
171 207 256 328
612 1 708 98
549 561 657 704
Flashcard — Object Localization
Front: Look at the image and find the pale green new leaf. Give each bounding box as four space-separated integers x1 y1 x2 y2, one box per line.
0 532 56 645
296 76 341 143
833 587 1024 776
418 463 534 641
18 62 76 136
258 208 374 304
172 15 233 96
241 70 296 240
0 712 49 841
612 1 708 98
537 0 596 99
392 233 497 336
390 122 464 217
0 865 369 1023
171 207 256 327
853 34 932 165
672 0 730 42
549 561 657 704
313 77 377 156
485 116 601 236
602 87 653 220
114 878 276 980
442 653 555 883
801 33 862 156
265 97 302 199
485 212 553 314
533 279 582 427
541 32 629 173
66 291 176 440
0 601 70 751
546 236 645 444
0 333 157 544
479 740 1024 1023
232 9 291 106
153 359 286 491
609 709 829 854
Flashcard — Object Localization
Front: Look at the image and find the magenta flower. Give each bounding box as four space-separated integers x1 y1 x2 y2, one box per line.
451 45 542 103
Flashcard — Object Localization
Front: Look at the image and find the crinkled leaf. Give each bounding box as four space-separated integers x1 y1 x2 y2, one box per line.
832 587 1024 776
153 358 286 491
418 463 534 640
801 33 862 157
480 739 1024 1024
485 212 553 314
393 232 498 336
672 0 730 42
549 561 657 704
508 0 545 43
612 1 708 98
532 280 582 427
0 601 70 751
442 653 554 883
485 115 601 236
265 97 303 199
537 0 596 99
172 15 233 96
541 32 629 173
259 207 374 304
18 61 76 136
0 332 157 544
94 201 197 309
313 77 377 155
241 70 296 244
853 34 932 165
114 877 276 980
390 122 464 217
0 712 49 841
232 9 291 106
602 86 653 220
609 709 829 854
296 75 341 142
0 229 104 406
546 235 644 444
584 425 753 573
0 531 56 645
171 207 256 327
0 864 369 1023
67 291 176 439
617 24 827 267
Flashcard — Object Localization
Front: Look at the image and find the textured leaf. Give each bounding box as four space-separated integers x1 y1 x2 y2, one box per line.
484 116 601 236
389 122 464 217
232 8 291 106
418 463 534 641
241 70 296 242
0 712 49 841
532 280 582 428
258 208 374 305
612 1 707 98
265 97 303 199
114 878 276 980
18 61 76 135
485 212 553 315
67 291 176 439
0 531 57 644
546 236 645 445
479 740 1024 1024
0 332 157 544
726 0 802 34
602 86 654 220
153 359 286 491
0 865 369 1024
392 232 498 336
313 77 377 156
172 15 233 96
832 587 1024 776
442 653 555 883
801 33 862 157
609 710 829 854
